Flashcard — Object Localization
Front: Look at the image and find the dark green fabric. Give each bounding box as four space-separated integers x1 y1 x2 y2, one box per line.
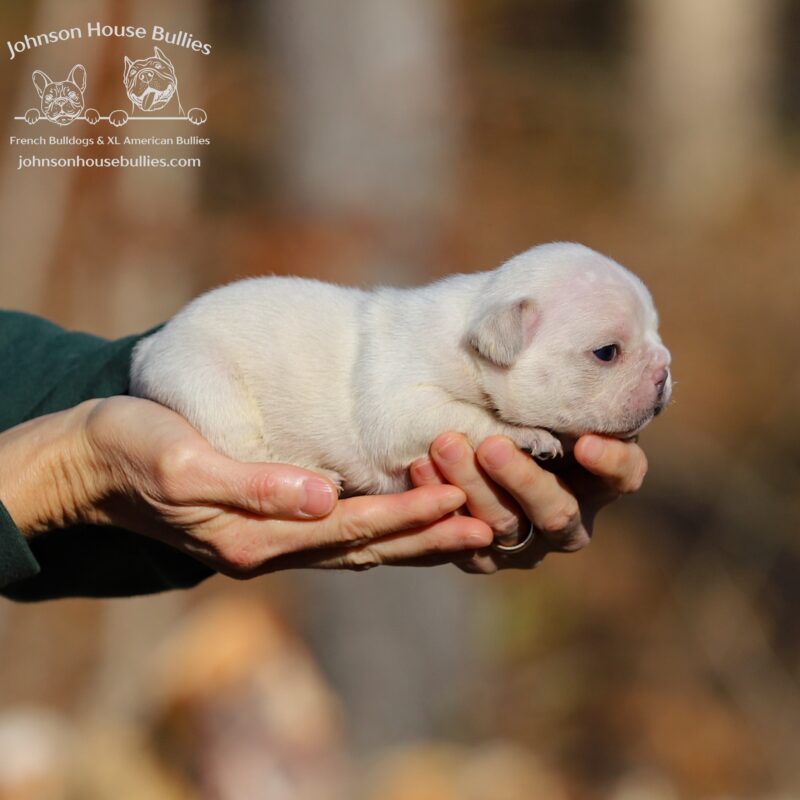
0 310 213 601
0 501 39 589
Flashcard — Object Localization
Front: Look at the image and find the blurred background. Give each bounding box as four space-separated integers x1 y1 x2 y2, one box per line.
1 0 799 798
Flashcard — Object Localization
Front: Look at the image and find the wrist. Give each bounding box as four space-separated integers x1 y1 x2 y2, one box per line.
0 400 107 538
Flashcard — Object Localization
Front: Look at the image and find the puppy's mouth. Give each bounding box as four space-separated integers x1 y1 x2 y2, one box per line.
609 410 655 440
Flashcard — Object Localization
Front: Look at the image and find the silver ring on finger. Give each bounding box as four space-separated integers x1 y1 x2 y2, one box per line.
491 520 536 554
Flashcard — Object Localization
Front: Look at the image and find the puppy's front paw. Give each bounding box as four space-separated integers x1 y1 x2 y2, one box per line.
24 109 40 125
187 107 207 125
109 110 128 127
512 428 564 461
84 108 100 125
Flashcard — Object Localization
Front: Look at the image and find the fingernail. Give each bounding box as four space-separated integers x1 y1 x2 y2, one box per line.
437 437 465 463
580 437 606 465
482 439 513 469
301 479 336 517
411 457 437 481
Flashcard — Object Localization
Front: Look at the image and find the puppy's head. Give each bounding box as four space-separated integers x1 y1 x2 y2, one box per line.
124 47 178 112
32 65 86 125
466 243 671 438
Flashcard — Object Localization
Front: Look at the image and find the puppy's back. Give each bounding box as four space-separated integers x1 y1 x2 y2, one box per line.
131 276 367 464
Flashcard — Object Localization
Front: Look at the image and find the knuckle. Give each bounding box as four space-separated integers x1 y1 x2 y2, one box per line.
347 546 379 571
154 442 198 498
219 557 257 580
338 513 372 546
247 470 281 513
538 502 580 536
217 540 274 578
491 513 524 538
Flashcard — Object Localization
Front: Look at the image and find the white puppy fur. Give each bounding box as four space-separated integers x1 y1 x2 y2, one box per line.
130 243 671 495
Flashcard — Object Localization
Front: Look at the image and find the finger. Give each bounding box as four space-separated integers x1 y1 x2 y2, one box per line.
266 514 493 571
574 436 648 495
429 433 525 542
476 436 590 552
409 456 446 487
455 550 500 574
175 449 339 520
457 534 551 574
283 484 469 553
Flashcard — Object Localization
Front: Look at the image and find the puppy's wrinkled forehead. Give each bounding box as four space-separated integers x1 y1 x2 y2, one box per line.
526 244 657 344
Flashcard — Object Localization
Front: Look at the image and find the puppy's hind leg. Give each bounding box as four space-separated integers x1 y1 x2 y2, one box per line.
186 369 272 464
133 351 269 464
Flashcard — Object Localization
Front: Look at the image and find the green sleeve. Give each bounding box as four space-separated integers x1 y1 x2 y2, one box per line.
0 310 213 601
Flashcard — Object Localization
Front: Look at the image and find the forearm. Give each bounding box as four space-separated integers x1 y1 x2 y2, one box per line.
0 312 213 601
0 400 103 538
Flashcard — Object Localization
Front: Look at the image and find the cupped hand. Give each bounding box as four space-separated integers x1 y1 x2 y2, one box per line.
76 397 492 577
409 432 648 573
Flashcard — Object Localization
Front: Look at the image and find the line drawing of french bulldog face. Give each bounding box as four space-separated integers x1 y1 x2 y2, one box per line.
124 46 181 113
32 64 87 125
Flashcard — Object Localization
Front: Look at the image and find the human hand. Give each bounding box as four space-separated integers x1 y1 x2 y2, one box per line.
409 432 648 573
0 397 492 579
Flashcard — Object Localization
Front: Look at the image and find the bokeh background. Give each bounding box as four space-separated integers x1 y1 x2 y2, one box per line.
1 1 800 798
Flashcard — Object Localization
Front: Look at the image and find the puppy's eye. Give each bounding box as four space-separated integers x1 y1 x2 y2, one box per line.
592 344 618 363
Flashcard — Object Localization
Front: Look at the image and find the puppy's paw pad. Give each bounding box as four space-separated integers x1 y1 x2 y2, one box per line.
84 108 100 125
187 107 207 125
109 110 128 127
24 109 40 125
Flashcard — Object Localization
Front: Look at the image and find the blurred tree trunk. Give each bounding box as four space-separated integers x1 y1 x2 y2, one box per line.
265 0 474 751
267 0 459 283
630 0 778 225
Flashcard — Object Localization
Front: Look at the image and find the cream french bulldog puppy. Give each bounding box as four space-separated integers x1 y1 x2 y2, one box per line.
131 243 671 495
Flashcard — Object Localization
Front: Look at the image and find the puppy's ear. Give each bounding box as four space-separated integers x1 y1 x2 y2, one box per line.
466 299 537 367
32 70 53 98
123 56 133 76
67 64 86 93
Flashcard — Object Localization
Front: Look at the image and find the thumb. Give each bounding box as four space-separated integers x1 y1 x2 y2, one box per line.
180 450 339 520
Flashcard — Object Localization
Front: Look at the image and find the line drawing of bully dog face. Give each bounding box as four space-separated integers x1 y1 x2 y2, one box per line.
109 47 207 127
24 64 100 126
